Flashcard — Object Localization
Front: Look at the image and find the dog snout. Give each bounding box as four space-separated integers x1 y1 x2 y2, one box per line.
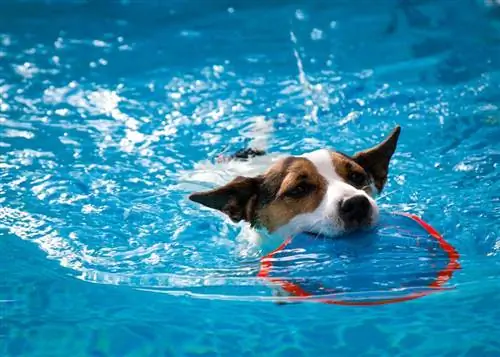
339 195 372 227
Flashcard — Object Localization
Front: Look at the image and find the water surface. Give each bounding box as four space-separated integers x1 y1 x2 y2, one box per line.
1 1 500 356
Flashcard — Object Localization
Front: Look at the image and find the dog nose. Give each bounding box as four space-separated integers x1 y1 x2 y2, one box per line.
339 195 371 225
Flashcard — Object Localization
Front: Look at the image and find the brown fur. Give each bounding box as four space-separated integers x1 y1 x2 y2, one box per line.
353 126 401 192
189 126 401 233
331 152 373 194
189 156 327 232
257 157 327 232
189 175 263 224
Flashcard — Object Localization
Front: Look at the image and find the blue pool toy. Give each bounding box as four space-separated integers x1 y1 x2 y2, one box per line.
258 212 460 305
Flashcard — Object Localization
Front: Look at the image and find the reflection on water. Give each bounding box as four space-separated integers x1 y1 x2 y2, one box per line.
0 0 499 302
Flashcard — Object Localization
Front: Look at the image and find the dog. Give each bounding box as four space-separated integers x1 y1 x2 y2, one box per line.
188 124 401 250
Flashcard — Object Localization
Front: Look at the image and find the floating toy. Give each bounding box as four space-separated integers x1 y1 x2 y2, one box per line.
258 212 460 306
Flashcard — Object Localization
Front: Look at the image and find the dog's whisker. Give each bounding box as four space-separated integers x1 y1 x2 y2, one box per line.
307 217 329 238
190 126 400 253
376 189 400 201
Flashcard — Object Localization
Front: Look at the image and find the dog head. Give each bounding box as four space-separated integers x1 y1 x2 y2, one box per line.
190 126 401 237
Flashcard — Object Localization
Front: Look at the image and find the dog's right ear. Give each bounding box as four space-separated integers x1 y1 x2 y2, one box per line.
189 176 263 224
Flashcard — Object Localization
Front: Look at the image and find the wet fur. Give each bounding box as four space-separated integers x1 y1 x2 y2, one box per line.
190 126 401 239
187 124 401 303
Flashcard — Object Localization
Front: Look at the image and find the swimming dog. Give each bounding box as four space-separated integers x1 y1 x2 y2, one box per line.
188 120 401 249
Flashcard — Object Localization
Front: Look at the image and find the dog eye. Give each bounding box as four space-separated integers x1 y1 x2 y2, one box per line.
284 183 312 199
348 172 366 186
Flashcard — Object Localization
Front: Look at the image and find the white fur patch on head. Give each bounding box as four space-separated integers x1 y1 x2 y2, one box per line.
274 149 379 237
301 149 340 182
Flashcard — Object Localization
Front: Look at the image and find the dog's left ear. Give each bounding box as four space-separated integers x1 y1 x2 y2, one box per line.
189 176 263 225
353 126 401 193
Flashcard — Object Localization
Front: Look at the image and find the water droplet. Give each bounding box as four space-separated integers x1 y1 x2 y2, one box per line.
213 65 224 73
1 34 11 46
55 108 69 116
311 28 323 41
454 162 475 172
54 37 64 49
295 9 305 20
170 92 181 100
92 39 107 47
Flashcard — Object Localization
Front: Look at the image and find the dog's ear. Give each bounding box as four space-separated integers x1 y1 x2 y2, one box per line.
189 176 263 224
353 126 401 193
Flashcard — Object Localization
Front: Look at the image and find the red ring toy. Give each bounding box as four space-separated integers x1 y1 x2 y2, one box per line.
258 212 460 306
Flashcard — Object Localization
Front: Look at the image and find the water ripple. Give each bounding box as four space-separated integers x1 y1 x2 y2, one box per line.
0 0 499 304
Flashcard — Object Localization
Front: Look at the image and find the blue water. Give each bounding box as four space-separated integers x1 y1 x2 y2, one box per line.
264 213 455 302
1 0 500 356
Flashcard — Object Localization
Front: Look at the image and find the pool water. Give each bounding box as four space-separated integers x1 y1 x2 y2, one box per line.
1 0 500 356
